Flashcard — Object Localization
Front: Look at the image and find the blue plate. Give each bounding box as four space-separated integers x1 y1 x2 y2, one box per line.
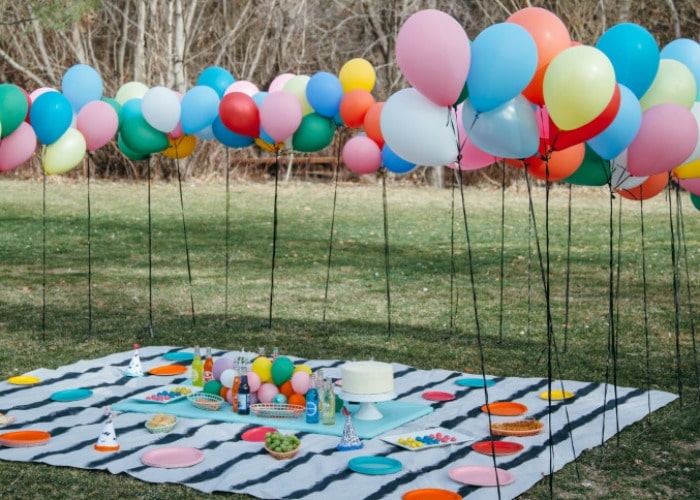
455 377 496 388
348 456 402 475
50 389 93 402
163 351 194 362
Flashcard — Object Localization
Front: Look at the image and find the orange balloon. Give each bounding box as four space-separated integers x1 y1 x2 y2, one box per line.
363 102 384 147
288 393 306 407
162 134 196 159
616 173 668 200
340 89 375 128
507 7 571 105
527 142 585 181
279 380 295 398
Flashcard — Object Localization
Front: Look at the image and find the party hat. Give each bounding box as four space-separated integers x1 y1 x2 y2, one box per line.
94 408 120 452
124 343 143 377
337 406 363 451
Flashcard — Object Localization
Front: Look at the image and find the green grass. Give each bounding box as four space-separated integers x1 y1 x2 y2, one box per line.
0 177 698 499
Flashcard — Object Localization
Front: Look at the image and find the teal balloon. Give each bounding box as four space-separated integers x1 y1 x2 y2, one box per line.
564 145 611 186
120 115 168 154
291 113 335 152
197 66 235 98
30 91 73 145
203 380 223 396
270 356 294 386
102 97 123 130
117 134 149 160
0 83 28 138
691 193 700 211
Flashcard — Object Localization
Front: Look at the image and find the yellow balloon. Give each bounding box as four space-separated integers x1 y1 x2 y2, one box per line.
543 45 616 131
293 364 312 375
283 75 314 116
640 59 697 111
251 356 272 383
162 135 196 159
339 58 376 93
43 128 86 175
674 158 700 179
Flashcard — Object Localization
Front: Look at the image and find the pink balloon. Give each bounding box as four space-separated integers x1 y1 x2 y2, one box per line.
257 382 279 404
76 100 118 151
259 91 303 142
29 87 58 103
678 177 700 195
342 135 382 174
225 80 260 97
0 122 37 172
268 73 295 92
246 371 261 392
396 9 471 107
290 371 310 395
627 104 699 177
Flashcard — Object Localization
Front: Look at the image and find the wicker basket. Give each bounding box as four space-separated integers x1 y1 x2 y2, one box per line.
145 415 178 434
264 444 300 460
251 403 305 419
187 392 224 411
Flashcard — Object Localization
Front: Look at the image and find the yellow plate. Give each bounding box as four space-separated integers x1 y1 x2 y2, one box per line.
7 376 41 385
539 390 574 401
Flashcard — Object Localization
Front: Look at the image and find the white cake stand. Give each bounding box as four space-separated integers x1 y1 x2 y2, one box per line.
338 390 396 420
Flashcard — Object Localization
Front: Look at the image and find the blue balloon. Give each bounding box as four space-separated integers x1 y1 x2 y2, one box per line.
382 144 415 174
197 66 235 98
212 117 254 148
29 91 73 145
120 98 143 121
660 38 700 101
466 23 537 113
587 84 642 160
596 23 659 99
180 86 220 134
306 71 344 118
62 64 103 112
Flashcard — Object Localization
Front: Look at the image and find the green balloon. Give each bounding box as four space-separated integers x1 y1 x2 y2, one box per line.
291 113 335 152
0 83 29 138
564 145 611 187
203 380 223 396
120 115 168 154
690 192 700 212
454 80 469 106
271 356 295 386
102 97 123 131
118 134 150 160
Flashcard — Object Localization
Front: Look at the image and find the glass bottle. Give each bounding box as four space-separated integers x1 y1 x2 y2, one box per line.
271 346 279 361
231 374 241 413
305 373 319 424
203 347 214 383
191 345 203 387
237 374 250 415
322 377 336 425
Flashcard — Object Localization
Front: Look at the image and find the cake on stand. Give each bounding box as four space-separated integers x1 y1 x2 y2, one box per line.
338 389 396 420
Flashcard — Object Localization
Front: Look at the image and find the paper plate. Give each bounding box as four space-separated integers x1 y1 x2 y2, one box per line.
7 375 41 385
402 488 461 500
448 465 515 487
242 426 277 443
481 401 528 416
471 440 524 456
148 365 188 376
348 456 402 475
539 390 575 401
50 388 93 402
163 352 194 362
141 446 205 468
455 377 495 388
0 430 51 447
422 391 456 402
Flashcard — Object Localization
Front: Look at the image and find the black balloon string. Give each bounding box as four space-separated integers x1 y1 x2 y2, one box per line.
175 153 196 327
380 167 392 337
224 147 231 325
146 157 154 337
322 128 344 324
86 153 93 338
268 149 280 329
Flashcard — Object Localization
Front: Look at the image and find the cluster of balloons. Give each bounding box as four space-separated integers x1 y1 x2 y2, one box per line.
1 6 699 203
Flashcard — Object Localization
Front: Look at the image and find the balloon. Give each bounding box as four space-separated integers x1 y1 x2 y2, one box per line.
527 142 585 181
162 134 196 159
0 122 36 172
616 172 668 200
564 145 611 186
203 380 223 396
43 128 86 175
194 123 214 140
661 38 700 101
342 135 381 175
461 95 539 159
306 71 344 118
102 97 122 128
268 73 295 92
611 149 647 190
339 89 375 128
674 158 700 179
76 100 119 151
543 45 616 131
259 91 303 143
381 87 458 167
142 86 181 133
219 369 236 389
246 371 261 393
270 357 294 386
29 87 58 104
61 64 103 112
382 144 416 174
212 357 234 382
291 113 335 152
225 80 260 97
251 356 272 383
338 58 376 93
507 7 571 105
678 102 700 166
453 102 499 170
396 9 471 107
180 85 220 134
691 192 700 211
290 371 310 395
0 83 29 138
679 177 700 195
115 81 148 105
595 23 659 99
588 84 642 160
639 59 697 110
29 91 74 145
219 91 260 137
197 66 235 98
212 117 254 148
278 380 294 398
363 102 384 147
257 382 279 404
283 75 313 115
117 134 149 160
467 23 537 113
627 103 699 176
120 114 169 154
294 364 312 375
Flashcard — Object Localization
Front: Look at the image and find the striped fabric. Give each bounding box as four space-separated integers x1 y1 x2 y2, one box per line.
0 346 677 499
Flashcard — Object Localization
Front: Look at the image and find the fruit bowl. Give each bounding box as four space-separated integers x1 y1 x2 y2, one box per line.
264 431 301 460
264 443 300 460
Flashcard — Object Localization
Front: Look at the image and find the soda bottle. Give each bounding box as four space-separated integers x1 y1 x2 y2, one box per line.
271 347 279 361
322 377 336 425
237 374 250 415
203 347 214 383
305 373 319 424
231 373 241 413
191 345 203 387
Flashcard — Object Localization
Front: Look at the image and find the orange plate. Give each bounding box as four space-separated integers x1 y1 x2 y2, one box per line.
481 401 527 416
148 365 188 376
0 430 51 447
403 488 461 500
471 440 524 456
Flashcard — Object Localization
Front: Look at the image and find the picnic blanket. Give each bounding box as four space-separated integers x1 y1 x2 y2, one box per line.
0 346 678 499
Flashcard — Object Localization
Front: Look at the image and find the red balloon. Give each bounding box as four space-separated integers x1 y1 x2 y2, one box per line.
339 89 375 128
219 92 260 137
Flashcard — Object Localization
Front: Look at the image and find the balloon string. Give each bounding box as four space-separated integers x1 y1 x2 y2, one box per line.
498 162 505 343
601 180 616 447
381 167 392 337
449 169 458 337
668 182 683 402
87 153 93 338
614 195 623 443
639 195 653 420
268 150 280 329
42 168 47 342
323 128 344 324
146 157 154 337
224 147 231 325
175 154 196 327
563 183 572 352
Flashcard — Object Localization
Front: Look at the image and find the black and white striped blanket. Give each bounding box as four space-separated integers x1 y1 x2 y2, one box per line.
0 346 677 499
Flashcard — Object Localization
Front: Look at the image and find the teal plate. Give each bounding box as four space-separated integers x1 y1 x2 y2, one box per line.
455 377 496 388
163 352 194 362
349 456 402 475
50 388 93 402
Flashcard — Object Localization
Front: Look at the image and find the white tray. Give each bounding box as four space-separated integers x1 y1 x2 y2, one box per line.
381 427 474 451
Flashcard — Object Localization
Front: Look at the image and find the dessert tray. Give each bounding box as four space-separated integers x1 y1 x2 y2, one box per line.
132 385 200 404
381 427 475 451
491 419 544 437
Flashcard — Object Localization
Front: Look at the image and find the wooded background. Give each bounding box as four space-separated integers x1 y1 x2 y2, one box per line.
1 0 698 183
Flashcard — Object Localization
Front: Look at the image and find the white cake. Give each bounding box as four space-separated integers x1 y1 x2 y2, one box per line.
341 361 394 395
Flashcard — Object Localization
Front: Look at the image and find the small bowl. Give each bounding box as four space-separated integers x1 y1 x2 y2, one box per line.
264 444 300 460
145 415 178 434
187 392 224 411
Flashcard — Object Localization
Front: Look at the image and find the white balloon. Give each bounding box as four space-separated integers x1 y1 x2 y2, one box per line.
219 369 236 388
380 87 458 167
611 149 647 190
142 86 181 133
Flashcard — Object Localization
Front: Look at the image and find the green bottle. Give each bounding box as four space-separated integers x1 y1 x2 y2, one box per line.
191 345 204 387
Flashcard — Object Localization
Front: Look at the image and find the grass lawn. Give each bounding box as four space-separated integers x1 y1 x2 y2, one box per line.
0 177 698 498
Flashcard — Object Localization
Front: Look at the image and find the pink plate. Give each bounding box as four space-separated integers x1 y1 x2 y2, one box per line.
141 446 205 468
448 465 515 487
242 426 277 442
422 391 456 402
